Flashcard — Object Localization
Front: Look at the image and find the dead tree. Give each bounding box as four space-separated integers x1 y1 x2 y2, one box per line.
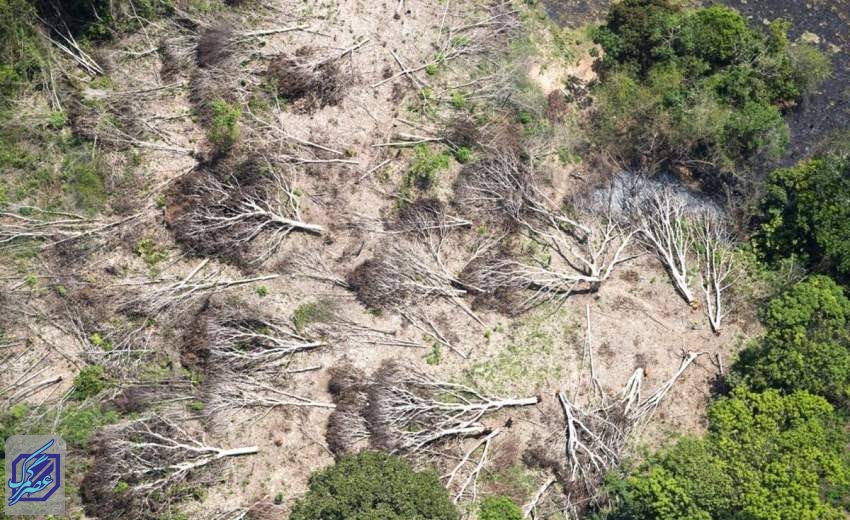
368 363 537 453
206 314 323 373
695 213 735 333
182 306 334 417
0 209 141 250
168 162 322 266
119 259 278 320
205 375 335 416
82 416 257 519
547 353 700 515
327 361 537 456
635 188 696 306
455 151 533 226
458 152 636 307
265 39 368 113
347 232 487 326
445 428 502 503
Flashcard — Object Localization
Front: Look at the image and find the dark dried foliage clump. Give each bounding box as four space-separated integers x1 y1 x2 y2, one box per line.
164 156 266 263
196 26 234 68
345 259 389 310
266 47 346 112
189 67 236 129
326 363 370 456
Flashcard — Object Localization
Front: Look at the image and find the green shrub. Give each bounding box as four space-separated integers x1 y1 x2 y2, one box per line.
405 144 450 191
0 0 47 100
72 365 110 400
731 275 850 406
0 403 30 457
61 150 108 212
608 388 850 519
207 99 241 154
451 91 468 109
454 146 471 163
479 496 523 520
58 404 119 447
135 238 169 275
289 451 458 520
790 43 833 96
0 401 118 450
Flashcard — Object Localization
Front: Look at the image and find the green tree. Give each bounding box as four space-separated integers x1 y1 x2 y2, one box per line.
608 388 850 519
589 0 829 177
289 451 459 520
756 156 850 278
732 275 850 406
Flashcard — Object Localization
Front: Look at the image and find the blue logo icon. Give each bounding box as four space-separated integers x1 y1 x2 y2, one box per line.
7 439 61 506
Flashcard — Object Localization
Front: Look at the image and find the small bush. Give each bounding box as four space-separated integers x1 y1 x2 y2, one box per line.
455 146 471 163
135 238 169 275
289 451 458 520
479 496 523 520
207 99 240 154
72 365 110 400
405 144 450 191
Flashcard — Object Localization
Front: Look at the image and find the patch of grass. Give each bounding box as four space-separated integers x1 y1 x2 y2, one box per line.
1 402 119 449
482 464 538 501
464 309 578 393
291 300 336 333
89 332 113 351
1 109 109 213
424 344 442 365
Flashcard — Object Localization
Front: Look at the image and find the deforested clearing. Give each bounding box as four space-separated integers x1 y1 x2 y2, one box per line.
1 0 848 519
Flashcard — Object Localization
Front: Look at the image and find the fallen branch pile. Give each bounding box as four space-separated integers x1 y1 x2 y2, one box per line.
327 360 537 456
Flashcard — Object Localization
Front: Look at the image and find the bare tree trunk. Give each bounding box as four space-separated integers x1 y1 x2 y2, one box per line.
635 188 695 306
695 213 735 333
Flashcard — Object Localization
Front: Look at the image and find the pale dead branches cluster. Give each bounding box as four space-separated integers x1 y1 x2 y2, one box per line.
167 160 322 266
82 416 257 519
326 360 537 458
118 258 277 321
189 305 335 417
457 152 637 310
632 187 737 332
0 208 141 251
348 200 486 327
524 307 704 517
